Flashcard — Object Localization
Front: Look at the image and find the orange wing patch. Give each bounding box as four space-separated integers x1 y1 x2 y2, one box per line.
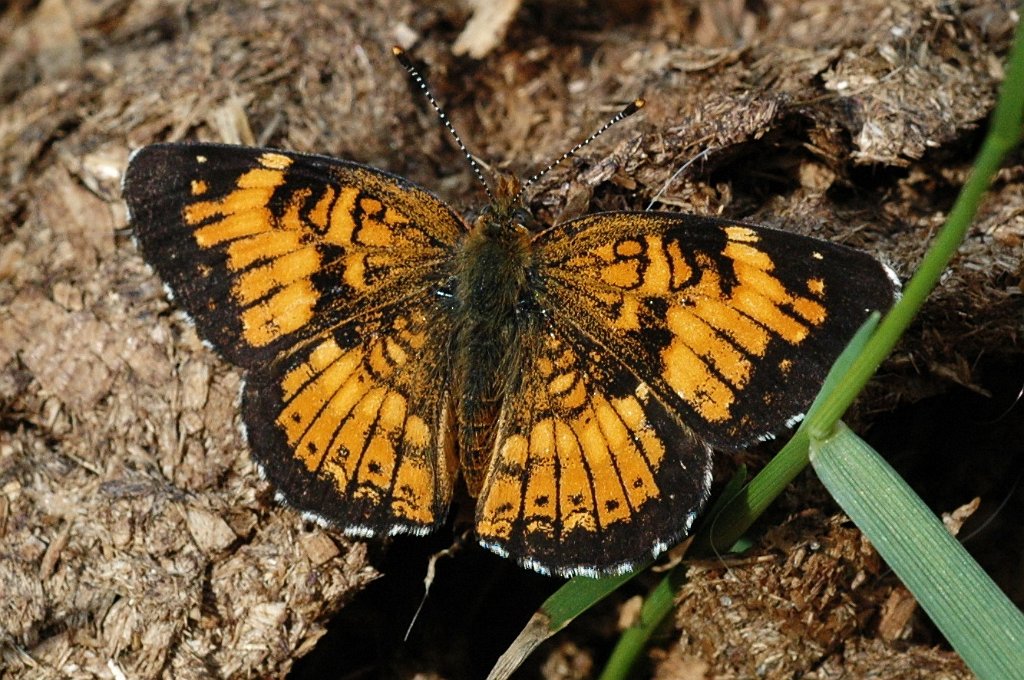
538 213 887 451
124 144 465 369
180 152 428 348
243 302 457 536
476 328 710 576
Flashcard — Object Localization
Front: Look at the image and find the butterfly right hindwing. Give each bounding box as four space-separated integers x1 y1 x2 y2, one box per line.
476 319 713 576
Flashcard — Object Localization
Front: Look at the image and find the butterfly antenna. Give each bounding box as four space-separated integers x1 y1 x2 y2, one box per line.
516 98 646 203
393 46 494 203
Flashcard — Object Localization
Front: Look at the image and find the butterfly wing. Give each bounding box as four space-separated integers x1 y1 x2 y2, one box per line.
243 294 458 535
475 321 712 576
476 212 897 574
124 143 465 368
536 213 898 450
125 143 465 535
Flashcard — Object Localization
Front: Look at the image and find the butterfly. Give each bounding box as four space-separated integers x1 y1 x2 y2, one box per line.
122 52 898 578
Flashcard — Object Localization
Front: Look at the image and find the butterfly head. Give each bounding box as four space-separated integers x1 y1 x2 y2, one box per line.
475 173 535 235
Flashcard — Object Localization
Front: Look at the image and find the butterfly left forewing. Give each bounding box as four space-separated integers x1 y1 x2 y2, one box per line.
124 143 465 368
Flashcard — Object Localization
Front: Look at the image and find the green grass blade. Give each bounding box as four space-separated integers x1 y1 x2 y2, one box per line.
805 12 1024 440
543 571 642 627
597 467 749 680
810 424 1024 678
487 570 642 680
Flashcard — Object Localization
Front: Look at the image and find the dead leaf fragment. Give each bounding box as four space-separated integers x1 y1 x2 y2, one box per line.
186 507 237 552
453 0 521 59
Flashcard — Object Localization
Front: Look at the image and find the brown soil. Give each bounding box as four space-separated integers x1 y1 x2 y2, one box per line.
1 1 1020 678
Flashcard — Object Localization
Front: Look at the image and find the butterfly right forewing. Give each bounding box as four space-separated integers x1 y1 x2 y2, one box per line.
536 212 898 450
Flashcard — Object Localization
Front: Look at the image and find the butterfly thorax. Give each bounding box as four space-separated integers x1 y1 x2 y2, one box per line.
451 201 539 496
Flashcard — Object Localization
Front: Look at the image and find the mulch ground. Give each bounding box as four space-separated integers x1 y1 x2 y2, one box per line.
1 1 1020 678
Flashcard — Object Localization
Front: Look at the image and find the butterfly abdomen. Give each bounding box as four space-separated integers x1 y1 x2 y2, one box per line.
451 212 539 495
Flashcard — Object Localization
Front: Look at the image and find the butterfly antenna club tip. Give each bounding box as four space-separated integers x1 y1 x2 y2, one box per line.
516 97 647 203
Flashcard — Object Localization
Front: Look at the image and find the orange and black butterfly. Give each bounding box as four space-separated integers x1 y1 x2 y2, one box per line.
123 51 897 577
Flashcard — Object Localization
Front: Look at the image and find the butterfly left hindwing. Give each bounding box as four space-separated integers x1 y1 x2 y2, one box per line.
243 292 459 537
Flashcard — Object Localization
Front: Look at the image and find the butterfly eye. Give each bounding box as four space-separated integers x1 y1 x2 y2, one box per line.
513 207 536 228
